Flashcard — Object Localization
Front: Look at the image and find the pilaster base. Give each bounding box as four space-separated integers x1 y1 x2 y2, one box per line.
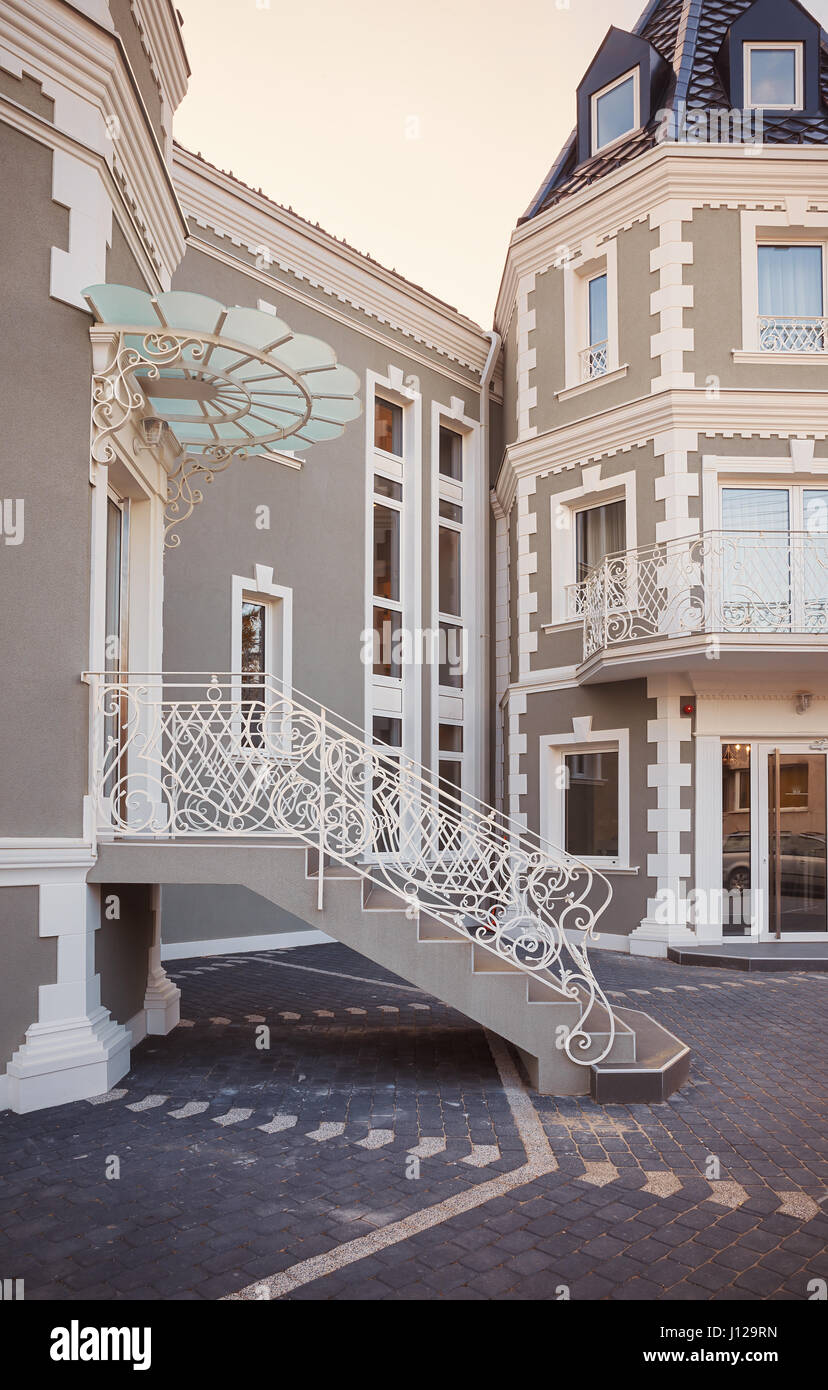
629 922 699 959
6 1007 131 1114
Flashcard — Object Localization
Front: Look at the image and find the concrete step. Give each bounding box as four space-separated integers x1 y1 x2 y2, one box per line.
305 849 362 881
589 1006 690 1103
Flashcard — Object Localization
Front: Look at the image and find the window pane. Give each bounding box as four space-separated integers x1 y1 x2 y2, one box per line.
241 601 267 749
439 724 463 753
565 751 619 858
758 246 823 317
375 398 402 455
595 74 636 150
373 503 400 601
750 47 797 106
241 602 266 673
576 500 626 581
439 622 464 689
439 499 463 523
439 526 461 615
438 758 463 849
721 488 790 532
374 473 402 501
373 715 402 748
805 491 828 534
588 274 608 346
373 607 402 679
439 426 463 480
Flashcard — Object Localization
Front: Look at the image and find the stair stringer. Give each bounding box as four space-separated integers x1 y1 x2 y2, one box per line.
91 841 632 1096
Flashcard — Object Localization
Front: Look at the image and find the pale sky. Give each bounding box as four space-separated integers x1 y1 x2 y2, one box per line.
173 0 828 327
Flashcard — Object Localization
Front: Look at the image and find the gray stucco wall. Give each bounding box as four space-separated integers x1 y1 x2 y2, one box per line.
161 885 323 947
0 886 57 1070
96 883 154 1026
518 681 657 936
0 125 94 838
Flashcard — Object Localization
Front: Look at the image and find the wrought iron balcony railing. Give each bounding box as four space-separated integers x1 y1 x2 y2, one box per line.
568 530 828 662
83 671 616 1065
758 316 827 353
580 340 608 380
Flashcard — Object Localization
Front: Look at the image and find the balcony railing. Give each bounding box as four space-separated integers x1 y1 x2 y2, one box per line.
758 316 827 353
580 340 608 380
568 530 828 662
83 671 617 1065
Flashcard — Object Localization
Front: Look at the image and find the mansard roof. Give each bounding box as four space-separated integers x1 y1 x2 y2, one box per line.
522 0 828 222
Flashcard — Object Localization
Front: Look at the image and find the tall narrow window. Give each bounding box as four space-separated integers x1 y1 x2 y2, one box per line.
439 426 463 481
241 600 267 748
584 273 609 379
375 397 403 455
575 500 626 583
104 497 127 675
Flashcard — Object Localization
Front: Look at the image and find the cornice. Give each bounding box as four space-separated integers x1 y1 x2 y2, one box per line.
185 234 501 399
173 146 493 381
495 388 828 515
1 0 187 281
130 0 189 111
495 143 828 330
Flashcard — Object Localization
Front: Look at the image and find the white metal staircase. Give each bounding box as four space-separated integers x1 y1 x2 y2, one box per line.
84 672 690 1100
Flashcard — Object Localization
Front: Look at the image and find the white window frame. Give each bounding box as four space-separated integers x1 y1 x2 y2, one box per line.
591 67 640 155
430 399 482 803
365 368 422 782
230 568 293 759
560 239 622 395
540 725 630 870
744 41 804 111
548 466 637 628
737 211 828 359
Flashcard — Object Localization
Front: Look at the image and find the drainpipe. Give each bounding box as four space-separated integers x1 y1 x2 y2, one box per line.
478 329 501 808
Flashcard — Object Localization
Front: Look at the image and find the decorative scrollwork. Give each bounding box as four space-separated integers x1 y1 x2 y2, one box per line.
578 530 828 661
86 672 617 1067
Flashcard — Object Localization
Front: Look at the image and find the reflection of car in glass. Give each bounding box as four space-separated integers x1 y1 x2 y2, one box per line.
723 831 826 896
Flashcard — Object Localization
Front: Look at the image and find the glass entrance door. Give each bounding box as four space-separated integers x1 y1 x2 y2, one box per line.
767 751 827 935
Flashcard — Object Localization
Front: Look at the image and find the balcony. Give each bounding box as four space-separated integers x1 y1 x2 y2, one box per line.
568 530 828 670
758 316 827 354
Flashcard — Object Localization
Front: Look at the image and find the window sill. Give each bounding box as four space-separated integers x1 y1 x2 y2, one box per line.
556 363 629 403
732 349 828 367
573 860 639 875
541 618 583 635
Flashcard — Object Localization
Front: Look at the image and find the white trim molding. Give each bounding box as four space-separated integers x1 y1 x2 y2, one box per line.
631 674 696 958
539 718 631 870
5 875 132 1114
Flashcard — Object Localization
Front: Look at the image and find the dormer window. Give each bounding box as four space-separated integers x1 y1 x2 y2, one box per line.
744 42 803 110
591 68 639 154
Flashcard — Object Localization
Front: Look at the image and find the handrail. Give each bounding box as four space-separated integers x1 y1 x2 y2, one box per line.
83 670 616 1065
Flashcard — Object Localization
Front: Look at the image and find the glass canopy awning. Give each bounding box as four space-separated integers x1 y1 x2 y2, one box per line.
84 284 362 459
84 285 363 545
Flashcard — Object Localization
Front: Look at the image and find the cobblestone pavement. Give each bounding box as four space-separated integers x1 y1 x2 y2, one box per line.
0 944 825 1301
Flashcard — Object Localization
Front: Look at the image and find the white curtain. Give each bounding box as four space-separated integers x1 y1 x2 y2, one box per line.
758 246 824 317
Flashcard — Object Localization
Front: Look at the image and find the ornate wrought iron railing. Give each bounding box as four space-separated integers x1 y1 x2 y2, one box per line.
758 316 827 353
83 672 616 1065
580 340 609 380
573 530 828 661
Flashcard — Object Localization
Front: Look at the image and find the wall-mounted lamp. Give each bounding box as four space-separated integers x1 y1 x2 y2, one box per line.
141 417 168 449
